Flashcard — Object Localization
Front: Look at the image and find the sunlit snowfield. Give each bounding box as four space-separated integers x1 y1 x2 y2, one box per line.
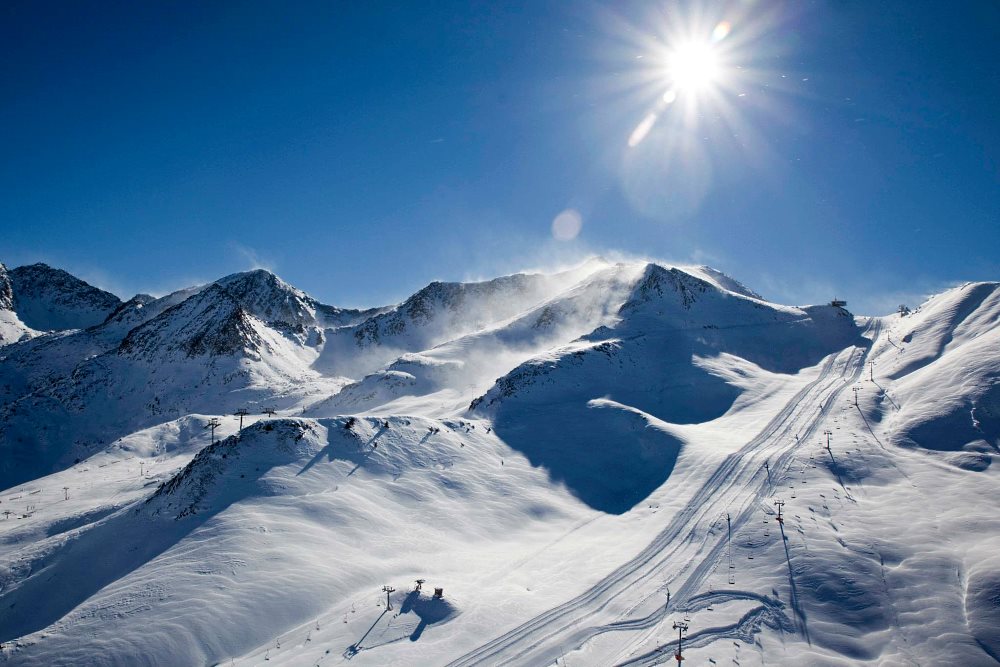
0 259 998 666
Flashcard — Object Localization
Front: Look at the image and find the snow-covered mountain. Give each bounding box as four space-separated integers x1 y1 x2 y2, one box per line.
0 258 998 667
214 269 386 331
6 263 121 332
313 265 598 379
0 270 367 489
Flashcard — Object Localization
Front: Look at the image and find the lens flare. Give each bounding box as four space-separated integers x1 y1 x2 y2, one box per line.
712 20 732 43
628 113 658 148
552 209 583 241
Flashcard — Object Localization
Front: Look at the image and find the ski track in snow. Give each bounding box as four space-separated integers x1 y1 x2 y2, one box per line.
446 321 881 667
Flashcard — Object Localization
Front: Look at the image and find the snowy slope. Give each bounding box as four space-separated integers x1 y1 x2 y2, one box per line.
0 272 356 489
0 287 205 412
880 281 1000 463
0 260 997 667
468 264 864 513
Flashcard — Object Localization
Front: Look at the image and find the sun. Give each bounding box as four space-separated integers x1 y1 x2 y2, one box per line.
668 41 721 93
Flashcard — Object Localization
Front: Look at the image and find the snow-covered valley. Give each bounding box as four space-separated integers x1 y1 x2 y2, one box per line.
0 259 997 666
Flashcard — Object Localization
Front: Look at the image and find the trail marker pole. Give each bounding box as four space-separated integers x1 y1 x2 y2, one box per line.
673 620 689 662
139 461 144 476
235 408 249 432
206 417 222 444
382 585 396 611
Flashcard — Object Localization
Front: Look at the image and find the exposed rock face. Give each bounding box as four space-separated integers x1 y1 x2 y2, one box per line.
215 269 383 330
118 284 266 361
0 263 34 345
0 263 13 311
8 263 121 331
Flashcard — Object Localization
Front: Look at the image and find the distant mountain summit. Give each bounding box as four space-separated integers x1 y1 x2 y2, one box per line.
214 269 381 330
118 284 265 361
7 263 121 331
351 274 556 348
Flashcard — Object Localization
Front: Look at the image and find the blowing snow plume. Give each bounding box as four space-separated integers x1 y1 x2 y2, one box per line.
471 264 865 513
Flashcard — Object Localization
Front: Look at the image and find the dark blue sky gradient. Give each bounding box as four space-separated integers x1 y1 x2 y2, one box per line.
2 1 997 313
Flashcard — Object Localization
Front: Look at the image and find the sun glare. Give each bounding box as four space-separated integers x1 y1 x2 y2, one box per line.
622 15 742 153
668 41 721 93
611 5 783 220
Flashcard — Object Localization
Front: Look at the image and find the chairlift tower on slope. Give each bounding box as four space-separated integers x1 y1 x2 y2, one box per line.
205 417 222 444
382 585 396 611
774 499 785 525
234 408 249 432
672 620 689 662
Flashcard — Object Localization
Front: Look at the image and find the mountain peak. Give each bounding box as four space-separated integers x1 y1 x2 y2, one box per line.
620 263 712 311
687 265 765 300
216 268 285 289
350 272 554 350
214 269 374 329
7 263 121 331
118 283 264 360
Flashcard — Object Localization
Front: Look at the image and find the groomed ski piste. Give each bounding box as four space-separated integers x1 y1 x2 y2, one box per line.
0 259 997 666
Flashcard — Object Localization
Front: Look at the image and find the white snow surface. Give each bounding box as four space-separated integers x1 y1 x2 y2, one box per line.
0 259 997 666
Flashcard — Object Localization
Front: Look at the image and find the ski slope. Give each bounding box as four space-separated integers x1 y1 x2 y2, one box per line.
0 260 997 666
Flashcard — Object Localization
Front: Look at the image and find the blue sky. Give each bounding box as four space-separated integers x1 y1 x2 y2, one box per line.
2 1 997 314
